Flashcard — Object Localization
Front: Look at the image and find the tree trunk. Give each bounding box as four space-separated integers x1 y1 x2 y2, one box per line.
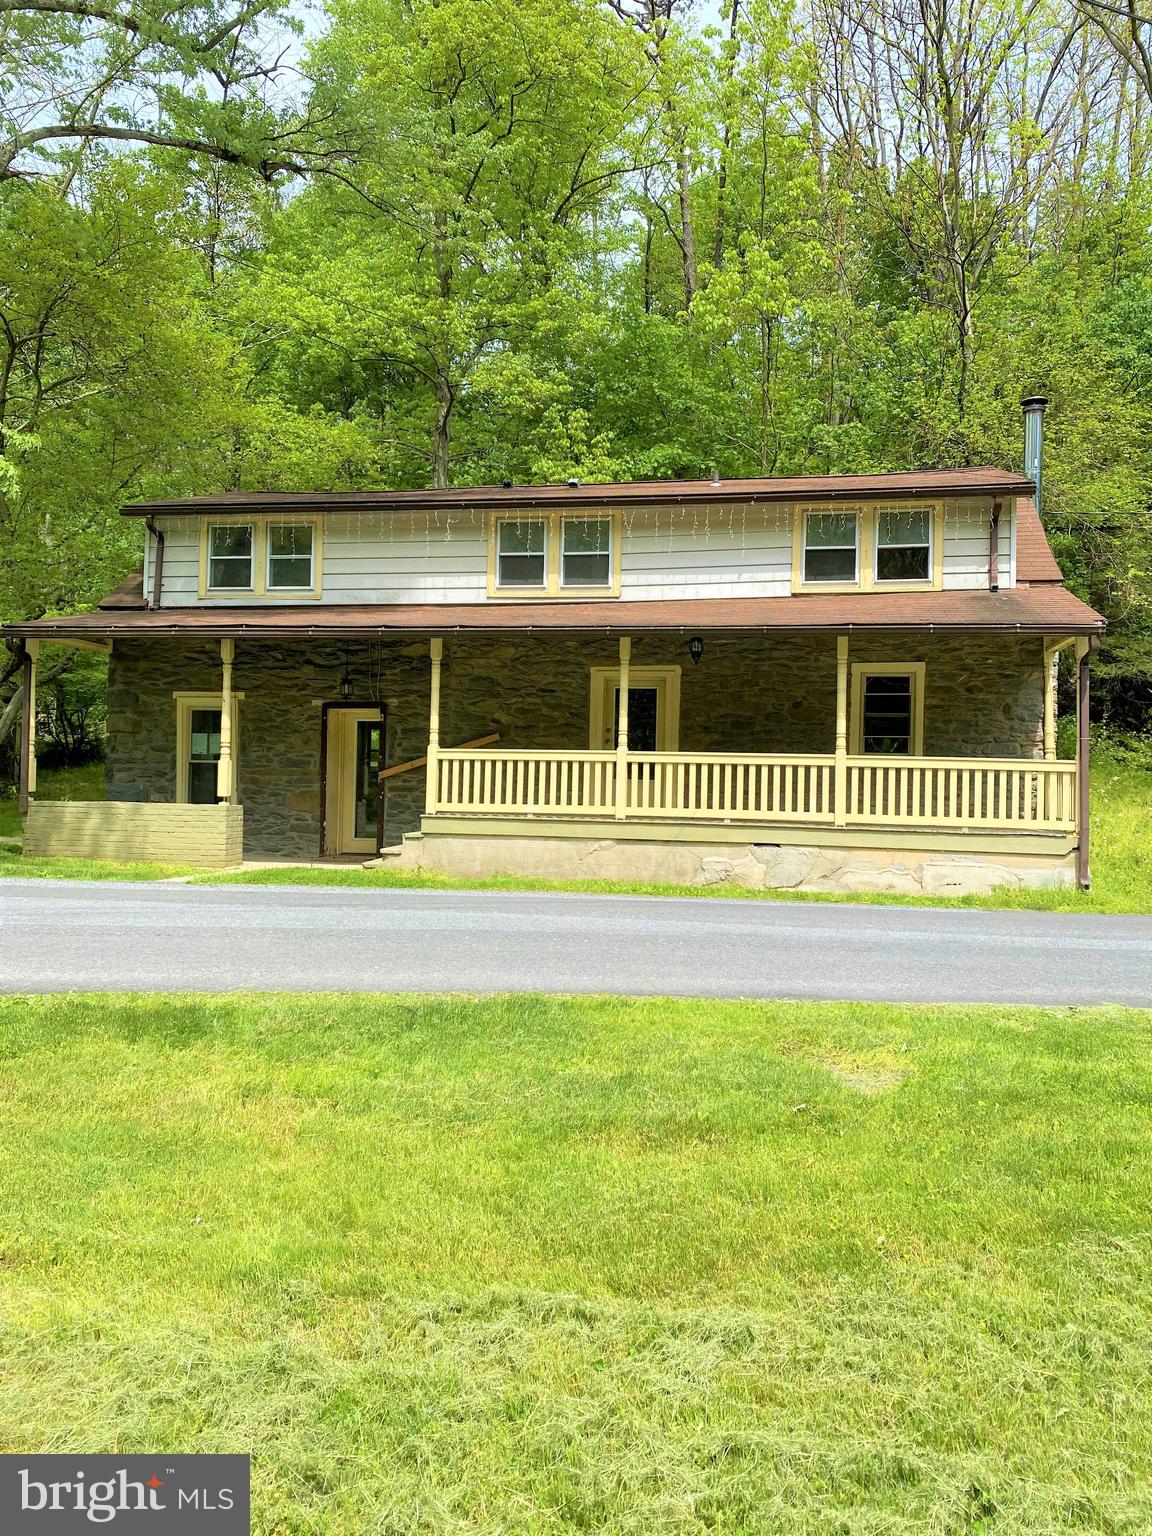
433 371 454 489
677 144 698 311
712 0 741 269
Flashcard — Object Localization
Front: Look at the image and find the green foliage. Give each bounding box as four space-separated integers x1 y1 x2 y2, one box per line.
4 0 1152 713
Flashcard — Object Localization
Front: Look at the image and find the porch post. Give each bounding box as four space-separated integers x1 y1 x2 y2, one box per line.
217 637 235 802
1042 639 1058 761
1075 635 1096 889
17 639 38 815
834 634 849 827
426 637 443 815
615 635 631 821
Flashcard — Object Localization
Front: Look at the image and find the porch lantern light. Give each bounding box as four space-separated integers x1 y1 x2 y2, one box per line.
687 635 704 666
338 647 354 702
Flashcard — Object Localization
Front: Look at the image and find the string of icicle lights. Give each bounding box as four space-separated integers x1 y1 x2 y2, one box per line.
333 498 976 558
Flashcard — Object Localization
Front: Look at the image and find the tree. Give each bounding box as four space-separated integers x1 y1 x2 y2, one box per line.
0 0 346 185
236 0 648 487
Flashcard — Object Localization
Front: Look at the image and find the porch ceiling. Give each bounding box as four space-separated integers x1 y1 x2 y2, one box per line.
3 585 1105 642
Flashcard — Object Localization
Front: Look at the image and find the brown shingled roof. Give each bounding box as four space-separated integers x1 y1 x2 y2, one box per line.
4 586 1104 642
121 466 1035 517
1014 496 1065 584
97 569 146 609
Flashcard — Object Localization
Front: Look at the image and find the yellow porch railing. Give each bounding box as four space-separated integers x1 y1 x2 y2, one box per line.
622 752 836 821
430 748 1077 833
843 756 1076 831
434 749 620 817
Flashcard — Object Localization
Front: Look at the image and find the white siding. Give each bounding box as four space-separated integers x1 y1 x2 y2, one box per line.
620 503 792 599
155 495 1011 605
324 510 488 602
941 495 1013 590
157 518 201 604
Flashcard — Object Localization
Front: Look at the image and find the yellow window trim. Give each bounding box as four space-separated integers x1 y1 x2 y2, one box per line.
849 663 926 755
198 514 324 600
486 509 622 599
173 690 244 802
587 665 681 750
791 502 944 594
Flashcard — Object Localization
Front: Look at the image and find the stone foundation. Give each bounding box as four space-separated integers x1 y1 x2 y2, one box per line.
106 631 1049 859
402 830 1077 895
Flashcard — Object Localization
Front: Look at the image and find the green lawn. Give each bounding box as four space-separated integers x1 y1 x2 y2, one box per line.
0 993 1149 1533
0 761 105 838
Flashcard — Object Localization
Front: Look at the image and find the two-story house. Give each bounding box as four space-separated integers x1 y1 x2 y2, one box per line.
6 400 1106 893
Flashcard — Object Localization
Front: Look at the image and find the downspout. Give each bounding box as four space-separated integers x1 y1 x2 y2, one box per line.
17 638 38 816
1076 634 1098 890
988 498 1001 592
145 516 165 609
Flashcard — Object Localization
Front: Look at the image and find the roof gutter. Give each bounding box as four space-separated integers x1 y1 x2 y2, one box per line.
145 516 165 610
119 478 1039 519
0 616 1108 643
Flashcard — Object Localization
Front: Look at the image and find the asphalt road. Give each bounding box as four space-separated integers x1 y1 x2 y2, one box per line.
0 879 1150 1004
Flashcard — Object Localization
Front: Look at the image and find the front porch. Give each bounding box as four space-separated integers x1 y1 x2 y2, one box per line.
415 634 1084 867
12 621 1093 890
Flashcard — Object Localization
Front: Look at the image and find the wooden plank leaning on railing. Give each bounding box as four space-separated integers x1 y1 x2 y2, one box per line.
380 733 500 781
427 747 1078 834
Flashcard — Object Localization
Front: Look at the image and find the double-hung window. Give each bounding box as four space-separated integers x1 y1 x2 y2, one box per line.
207 524 254 590
803 512 858 584
560 517 612 588
496 519 547 589
186 708 223 803
875 508 931 583
491 512 619 596
267 522 315 591
202 517 321 597
797 503 940 591
851 664 925 755
174 692 243 802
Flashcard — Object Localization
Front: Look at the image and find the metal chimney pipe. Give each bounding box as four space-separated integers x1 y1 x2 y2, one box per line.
1022 396 1048 514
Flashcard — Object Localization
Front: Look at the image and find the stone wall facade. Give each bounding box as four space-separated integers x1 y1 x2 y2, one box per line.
106 631 1047 858
403 830 1076 895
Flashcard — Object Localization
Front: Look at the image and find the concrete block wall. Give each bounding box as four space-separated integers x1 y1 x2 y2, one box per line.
23 801 244 868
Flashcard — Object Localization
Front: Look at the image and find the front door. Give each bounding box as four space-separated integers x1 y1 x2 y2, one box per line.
589 667 681 751
609 687 659 750
325 707 385 855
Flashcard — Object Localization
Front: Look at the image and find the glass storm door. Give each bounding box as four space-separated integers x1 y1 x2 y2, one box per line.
353 719 381 841
326 707 385 855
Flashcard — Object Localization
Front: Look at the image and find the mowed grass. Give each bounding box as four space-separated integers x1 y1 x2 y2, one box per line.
0 992 1149 1534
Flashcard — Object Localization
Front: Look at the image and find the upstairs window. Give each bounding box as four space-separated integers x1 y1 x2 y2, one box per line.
200 516 321 598
267 522 315 590
207 524 253 589
496 519 547 588
876 508 931 583
489 510 621 597
561 517 612 588
803 512 858 583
